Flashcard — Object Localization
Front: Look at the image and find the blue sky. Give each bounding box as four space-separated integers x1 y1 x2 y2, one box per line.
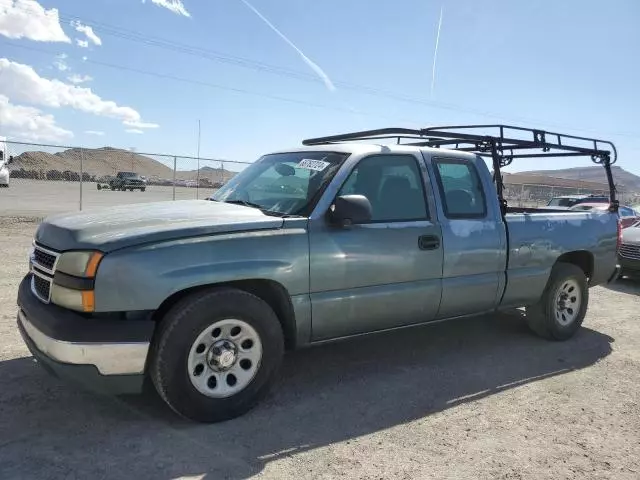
1 0 639 175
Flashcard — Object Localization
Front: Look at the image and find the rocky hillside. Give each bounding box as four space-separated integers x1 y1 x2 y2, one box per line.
517 166 640 191
10 147 238 183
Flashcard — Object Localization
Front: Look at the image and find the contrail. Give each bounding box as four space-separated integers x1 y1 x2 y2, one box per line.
238 0 336 92
430 5 444 98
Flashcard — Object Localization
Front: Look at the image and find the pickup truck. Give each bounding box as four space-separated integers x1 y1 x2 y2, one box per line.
17 125 621 423
109 171 146 191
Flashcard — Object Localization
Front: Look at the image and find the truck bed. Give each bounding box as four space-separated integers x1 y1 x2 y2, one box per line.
500 209 619 307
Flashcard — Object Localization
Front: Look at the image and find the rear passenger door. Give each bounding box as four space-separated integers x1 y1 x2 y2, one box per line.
308 153 443 341
428 155 507 318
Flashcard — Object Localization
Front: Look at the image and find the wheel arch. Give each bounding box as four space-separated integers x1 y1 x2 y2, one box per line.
556 250 594 280
152 279 298 350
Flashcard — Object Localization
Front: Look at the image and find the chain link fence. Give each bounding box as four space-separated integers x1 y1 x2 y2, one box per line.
503 183 636 208
0 139 251 217
0 139 636 217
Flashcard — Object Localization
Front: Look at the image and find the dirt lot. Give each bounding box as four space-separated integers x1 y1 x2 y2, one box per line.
0 218 639 480
0 180 213 218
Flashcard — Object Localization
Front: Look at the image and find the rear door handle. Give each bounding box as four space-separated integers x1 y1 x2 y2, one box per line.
418 235 440 251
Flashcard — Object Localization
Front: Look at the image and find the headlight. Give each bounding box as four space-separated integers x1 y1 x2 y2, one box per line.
56 251 103 278
51 251 102 312
51 285 95 312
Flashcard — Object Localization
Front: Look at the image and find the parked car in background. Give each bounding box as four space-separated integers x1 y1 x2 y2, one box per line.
619 222 640 278
0 136 10 188
545 194 610 210
109 171 147 191
569 202 640 228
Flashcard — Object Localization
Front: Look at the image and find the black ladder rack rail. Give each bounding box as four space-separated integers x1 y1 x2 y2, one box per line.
302 124 619 214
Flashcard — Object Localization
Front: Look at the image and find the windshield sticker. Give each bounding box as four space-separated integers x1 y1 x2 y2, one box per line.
297 158 330 171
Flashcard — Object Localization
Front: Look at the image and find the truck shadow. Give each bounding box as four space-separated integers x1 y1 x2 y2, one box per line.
603 277 640 295
0 312 613 480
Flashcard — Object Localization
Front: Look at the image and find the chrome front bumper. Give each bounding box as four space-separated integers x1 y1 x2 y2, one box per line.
18 309 149 375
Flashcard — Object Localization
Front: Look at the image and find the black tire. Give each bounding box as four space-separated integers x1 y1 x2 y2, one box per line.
150 288 284 423
141 187 146 192
110 186 115 191
525 262 588 341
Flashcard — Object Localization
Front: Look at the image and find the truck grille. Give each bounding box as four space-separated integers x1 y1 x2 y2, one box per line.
619 243 640 260
30 244 59 303
32 271 52 302
33 248 57 271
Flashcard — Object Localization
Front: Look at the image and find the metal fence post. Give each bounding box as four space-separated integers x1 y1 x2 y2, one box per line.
79 148 84 211
173 156 177 201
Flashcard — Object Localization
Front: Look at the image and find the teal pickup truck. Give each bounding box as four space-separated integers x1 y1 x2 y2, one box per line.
17 125 621 422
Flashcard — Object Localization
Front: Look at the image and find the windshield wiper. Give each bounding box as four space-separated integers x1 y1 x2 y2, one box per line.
222 199 298 218
223 199 265 210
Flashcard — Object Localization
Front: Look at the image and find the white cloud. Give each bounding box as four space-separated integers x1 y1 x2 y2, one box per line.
85 130 104 136
126 128 144 134
0 58 159 128
82 56 88 61
75 39 89 48
124 119 159 129
53 53 68 71
0 94 73 141
70 20 102 46
143 0 191 17
0 0 70 43
67 74 92 84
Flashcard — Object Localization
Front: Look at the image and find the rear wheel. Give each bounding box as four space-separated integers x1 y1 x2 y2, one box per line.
141 187 146 192
150 288 284 423
526 262 588 340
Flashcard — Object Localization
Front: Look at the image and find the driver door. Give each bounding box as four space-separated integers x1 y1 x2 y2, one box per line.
308 153 443 341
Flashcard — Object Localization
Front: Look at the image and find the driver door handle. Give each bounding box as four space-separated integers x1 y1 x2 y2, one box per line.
418 235 440 251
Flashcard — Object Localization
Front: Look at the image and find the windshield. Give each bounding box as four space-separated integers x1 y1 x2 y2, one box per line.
211 151 348 216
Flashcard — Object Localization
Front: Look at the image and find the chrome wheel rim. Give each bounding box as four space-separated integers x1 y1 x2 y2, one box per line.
554 279 581 326
187 319 263 398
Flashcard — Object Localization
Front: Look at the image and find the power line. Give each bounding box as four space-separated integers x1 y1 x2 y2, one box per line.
47 11 640 139
1 1 638 138
1 41 425 125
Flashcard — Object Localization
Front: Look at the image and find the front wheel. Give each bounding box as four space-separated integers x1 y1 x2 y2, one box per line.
141 187 146 192
526 262 588 341
150 288 284 423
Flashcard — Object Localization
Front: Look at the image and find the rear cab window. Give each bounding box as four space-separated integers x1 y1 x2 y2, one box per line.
432 158 487 219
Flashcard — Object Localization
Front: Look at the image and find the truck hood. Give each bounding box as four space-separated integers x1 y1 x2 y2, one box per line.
622 226 640 244
35 200 284 252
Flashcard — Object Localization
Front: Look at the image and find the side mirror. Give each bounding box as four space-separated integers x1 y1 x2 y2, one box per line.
7 155 13 165
328 195 372 227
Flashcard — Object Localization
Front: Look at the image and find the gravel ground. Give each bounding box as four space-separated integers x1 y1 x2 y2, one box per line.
0 180 214 218
0 218 639 480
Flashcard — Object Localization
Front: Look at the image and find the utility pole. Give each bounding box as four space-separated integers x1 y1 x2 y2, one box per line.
196 120 201 199
130 147 136 172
